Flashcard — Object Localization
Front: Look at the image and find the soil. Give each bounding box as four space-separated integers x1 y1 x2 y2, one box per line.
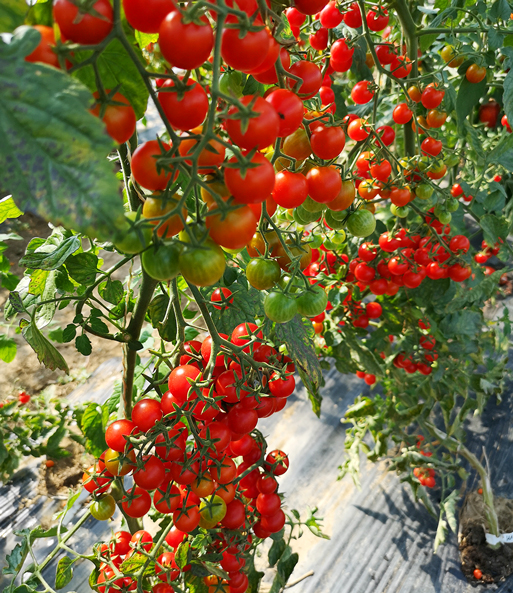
37 439 92 497
460 491 513 584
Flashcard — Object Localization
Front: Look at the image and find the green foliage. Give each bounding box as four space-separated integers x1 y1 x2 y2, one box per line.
0 27 126 242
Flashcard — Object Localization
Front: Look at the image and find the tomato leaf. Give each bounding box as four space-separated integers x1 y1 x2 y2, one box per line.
75 334 92 356
55 556 73 590
0 27 125 242
0 195 23 224
268 537 286 567
72 38 149 119
98 279 124 305
456 77 487 125
274 315 323 415
0 0 26 34
479 213 510 245
78 403 107 457
439 310 482 338
21 319 69 373
0 333 16 363
269 546 298 593
486 132 513 170
20 236 81 271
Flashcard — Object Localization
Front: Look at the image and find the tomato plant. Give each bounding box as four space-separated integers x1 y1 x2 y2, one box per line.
1 0 513 588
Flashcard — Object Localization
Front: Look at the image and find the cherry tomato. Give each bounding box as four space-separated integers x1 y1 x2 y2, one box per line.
53 0 113 44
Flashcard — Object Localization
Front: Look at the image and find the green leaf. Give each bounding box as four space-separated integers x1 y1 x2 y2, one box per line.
442 490 459 534
0 195 23 223
420 33 438 52
479 213 510 245
488 26 504 51
268 537 286 568
75 334 92 356
433 516 448 554
120 552 155 576
463 120 485 162
175 542 190 570
0 333 16 362
26 0 53 27
98 279 124 305
0 0 26 34
46 419 68 454
21 319 69 373
19 236 80 271
62 324 77 343
456 77 487 124
269 546 298 593
79 403 107 457
134 30 159 48
274 315 323 414
486 132 513 170
73 38 149 119
148 293 177 342
503 69 513 128
0 27 125 242
2 539 28 576
210 282 265 335
65 253 99 286
439 310 481 337
55 556 73 590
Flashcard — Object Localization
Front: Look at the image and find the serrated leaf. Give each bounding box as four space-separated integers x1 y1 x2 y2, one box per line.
20 236 80 271
487 132 513 170
79 403 106 457
21 319 69 372
0 333 16 362
2 539 28 576
175 542 190 570
274 315 323 414
0 27 125 242
0 195 23 223
72 38 149 119
98 278 124 305
434 517 447 554
480 213 510 245
55 556 73 590
62 324 76 343
65 253 99 286
148 293 177 342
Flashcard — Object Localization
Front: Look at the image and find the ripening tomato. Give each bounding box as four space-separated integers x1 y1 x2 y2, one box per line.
225 95 280 150
90 91 136 145
207 205 258 250
390 186 412 206
173 505 200 532
178 133 225 173
320 2 343 27
375 125 395 146
105 419 137 452
421 137 442 156
211 287 234 310
53 0 113 44
466 63 486 83
421 83 445 109
344 2 362 27
391 55 412 78
159 78 209 131
310 27 329 50
25 26 59 68
328 179 355 210
123 0 176 34
426 109 447 128
159 12 213 69
142 194 184 238
369 159 391 181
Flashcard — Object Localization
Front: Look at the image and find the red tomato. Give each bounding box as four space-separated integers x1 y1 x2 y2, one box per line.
122 486 152 518
224 153 276 204
221 25 271 72
123 0 176 34
225 96 280 150
132 398 163 433
310 125 346 160
133 455 166 490
351 80 374 104
159 12 213 69
159 78 208 131
90 91 136 145
306 166 342 203
105 419 137 453
53 0 113 44
287 60 323 99
207 205 258 250
266 89 304 137
272 171 308 208
131 140 173 191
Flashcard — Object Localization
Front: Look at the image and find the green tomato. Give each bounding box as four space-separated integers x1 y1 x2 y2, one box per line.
264 292 298 323
415 183 434 200
444 153 460 168
199 495 227 529
346 209 376 238
179 242 226 287
114 212 153 254
302 196 326 213
309 233 324 249
331 230 346 244
438 211 452 224
326 208 347 221
324 209 346 230
295 205 320 223
296 285 328 318
446 197 459 212
293 207 310 226
323 238 338 250
390 204 408 218
90 494 116 521
246 258 281 290
142 243 181 282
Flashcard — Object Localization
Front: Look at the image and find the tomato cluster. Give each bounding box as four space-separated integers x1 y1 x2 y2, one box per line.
83 325 296 592
412 435 436 489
